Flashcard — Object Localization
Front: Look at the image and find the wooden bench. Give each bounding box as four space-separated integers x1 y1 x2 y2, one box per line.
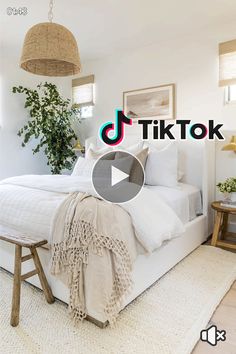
0 234 55 327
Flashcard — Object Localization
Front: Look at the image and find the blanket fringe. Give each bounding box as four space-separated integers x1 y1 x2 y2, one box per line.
51 220 133 325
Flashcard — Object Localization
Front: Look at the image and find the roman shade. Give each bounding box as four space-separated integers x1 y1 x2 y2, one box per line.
72 75 95 107
219 40 236 87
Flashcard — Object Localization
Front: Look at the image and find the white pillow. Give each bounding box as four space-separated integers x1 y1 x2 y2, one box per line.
72 155 134 180
145 143 178 187
117 142 144 154
86 147 116 160
86 141 143 153
85 143 113 159
72 157 95 177
85 142 143 159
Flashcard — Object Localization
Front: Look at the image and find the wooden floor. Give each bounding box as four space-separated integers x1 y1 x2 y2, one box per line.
192 243 236 353
192 281 236 353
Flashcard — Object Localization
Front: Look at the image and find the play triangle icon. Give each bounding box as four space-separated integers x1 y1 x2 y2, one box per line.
111 166 129 187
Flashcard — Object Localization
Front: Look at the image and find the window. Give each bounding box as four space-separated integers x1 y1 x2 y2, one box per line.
219 40 236 87
72 75 95 118
225 85 236 104
219 40 236 104
80 105 93 118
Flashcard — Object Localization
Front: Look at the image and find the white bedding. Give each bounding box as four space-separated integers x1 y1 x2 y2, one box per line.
0 175 185 253
146 183 202 224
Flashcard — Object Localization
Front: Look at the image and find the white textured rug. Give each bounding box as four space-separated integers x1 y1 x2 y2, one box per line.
1 246 236 354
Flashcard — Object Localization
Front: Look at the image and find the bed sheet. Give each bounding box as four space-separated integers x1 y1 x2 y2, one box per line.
146 183 202 224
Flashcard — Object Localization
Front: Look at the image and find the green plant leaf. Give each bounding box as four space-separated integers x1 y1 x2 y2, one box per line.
12 82 79 174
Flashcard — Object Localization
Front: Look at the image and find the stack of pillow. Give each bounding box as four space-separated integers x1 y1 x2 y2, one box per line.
72 141 182 188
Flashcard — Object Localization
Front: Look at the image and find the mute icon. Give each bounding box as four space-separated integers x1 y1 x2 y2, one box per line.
200 325 226 346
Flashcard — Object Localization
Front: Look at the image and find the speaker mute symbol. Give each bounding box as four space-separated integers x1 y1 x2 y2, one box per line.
200 325 226 346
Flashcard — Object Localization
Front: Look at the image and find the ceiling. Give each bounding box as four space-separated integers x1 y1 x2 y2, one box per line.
1 0 236 61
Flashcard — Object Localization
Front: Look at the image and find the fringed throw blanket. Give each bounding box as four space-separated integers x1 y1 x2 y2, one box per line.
51 192 138 324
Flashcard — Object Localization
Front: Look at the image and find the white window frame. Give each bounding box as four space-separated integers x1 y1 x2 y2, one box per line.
224 85 236 105
80 105 94 119
72 75 95 118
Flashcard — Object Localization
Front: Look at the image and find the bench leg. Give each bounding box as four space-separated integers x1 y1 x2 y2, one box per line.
30 247 55 304
11 245 22 327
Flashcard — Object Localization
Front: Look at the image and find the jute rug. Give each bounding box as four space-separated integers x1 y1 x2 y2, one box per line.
1 245 236 354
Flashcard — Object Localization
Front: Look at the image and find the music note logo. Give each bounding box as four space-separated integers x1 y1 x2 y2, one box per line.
99 110 132 146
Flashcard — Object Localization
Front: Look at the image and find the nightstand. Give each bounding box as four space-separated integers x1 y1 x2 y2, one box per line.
211 201 236 250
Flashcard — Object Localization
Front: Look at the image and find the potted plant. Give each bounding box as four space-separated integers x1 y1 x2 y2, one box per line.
217 177 236 201
12 82 80 174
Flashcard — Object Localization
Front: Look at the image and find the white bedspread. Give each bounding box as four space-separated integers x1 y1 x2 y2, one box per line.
0 175 185 252
146 183 202 224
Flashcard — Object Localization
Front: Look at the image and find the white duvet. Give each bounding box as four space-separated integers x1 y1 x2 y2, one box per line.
0 175 185 253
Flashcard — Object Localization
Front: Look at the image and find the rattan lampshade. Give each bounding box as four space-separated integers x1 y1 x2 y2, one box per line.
20 22 81 77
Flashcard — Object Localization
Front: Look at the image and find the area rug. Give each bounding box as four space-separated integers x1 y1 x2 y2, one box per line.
1 245 236 354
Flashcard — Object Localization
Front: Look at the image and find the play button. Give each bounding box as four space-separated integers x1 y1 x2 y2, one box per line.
111 166 129 186
92 151 144 203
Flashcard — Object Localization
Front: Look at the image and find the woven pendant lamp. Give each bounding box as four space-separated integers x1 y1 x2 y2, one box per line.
20 0 81 77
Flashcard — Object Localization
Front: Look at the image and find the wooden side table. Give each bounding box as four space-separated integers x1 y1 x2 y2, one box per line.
211 201 236 250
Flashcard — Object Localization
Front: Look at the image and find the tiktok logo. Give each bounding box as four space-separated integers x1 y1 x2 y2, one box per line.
99 110 132 146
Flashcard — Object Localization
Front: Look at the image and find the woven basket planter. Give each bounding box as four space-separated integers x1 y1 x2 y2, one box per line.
20 22 81 77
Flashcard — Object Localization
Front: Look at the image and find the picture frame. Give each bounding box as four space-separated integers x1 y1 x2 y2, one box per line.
123 83 175 120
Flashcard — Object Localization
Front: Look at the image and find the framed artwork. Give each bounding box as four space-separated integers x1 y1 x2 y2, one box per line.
123 83 175 120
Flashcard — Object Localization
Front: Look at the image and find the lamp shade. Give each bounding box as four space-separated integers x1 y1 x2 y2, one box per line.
20 22 81 77
222 136 236 152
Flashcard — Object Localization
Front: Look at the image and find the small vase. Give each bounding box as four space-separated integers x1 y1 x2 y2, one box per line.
223 192 231 201
230 192 236 202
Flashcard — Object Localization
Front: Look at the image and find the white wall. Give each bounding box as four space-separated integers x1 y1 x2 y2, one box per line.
216 131 236 229
78 22 236 142
1 20 236 180
0 43 73 180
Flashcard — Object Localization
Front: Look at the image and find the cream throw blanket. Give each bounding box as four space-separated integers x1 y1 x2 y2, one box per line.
51 192 138 325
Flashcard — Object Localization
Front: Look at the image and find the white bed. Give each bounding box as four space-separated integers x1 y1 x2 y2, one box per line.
0 137 215 325
146 183 202 224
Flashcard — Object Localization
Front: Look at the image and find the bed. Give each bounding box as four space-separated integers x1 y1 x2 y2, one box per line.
146 183 202 224
0 137 215 326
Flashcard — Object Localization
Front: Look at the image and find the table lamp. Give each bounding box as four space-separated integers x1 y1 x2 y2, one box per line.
222 136 236 153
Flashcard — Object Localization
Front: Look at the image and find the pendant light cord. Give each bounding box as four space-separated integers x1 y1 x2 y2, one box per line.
48 0 54 22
